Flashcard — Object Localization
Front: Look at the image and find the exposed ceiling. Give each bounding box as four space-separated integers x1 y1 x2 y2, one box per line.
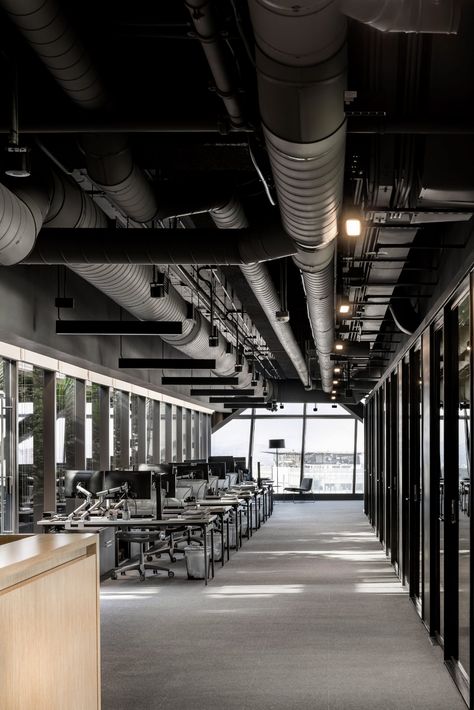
1 0 474 409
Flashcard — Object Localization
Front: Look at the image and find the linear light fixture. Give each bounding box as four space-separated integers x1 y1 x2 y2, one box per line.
162 376 239 385
119 358 216 369
56 320 183 335
190 389 255 396
218 403 271 409
209 397 265 403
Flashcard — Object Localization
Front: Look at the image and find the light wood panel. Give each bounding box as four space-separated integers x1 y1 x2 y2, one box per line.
0 534 100 710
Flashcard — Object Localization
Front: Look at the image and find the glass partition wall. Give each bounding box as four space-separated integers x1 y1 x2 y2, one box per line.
212 403 364 496
365 276 474 705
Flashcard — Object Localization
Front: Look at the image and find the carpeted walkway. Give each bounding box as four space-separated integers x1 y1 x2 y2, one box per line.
101 501 465 710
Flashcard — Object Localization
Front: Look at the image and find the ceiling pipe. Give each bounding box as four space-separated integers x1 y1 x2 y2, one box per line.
23 225 296 265
184 0 246 128
248 0 346 393
341 0 461 33
0 175 270 394
0 0 159 223
247 0 454 392
0 0 105 109
210 197 311 388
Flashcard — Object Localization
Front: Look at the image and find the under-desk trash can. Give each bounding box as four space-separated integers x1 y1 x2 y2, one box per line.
185 545 210 579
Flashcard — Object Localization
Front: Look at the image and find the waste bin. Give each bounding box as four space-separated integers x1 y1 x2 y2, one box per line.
211 531 222 562
184 545 210 579
225 522 237 549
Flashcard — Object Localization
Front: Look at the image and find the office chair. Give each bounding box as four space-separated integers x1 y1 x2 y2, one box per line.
111 530 175 582
284 477 314 502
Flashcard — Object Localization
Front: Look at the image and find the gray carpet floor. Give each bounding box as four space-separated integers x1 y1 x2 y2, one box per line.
101 501 465 710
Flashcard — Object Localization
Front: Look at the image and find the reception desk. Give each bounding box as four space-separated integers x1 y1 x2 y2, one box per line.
0 533 101 710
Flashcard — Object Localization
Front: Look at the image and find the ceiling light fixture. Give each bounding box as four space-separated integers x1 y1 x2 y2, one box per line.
162 376 239 386
119 358 216 369
334 367 341 374
335 342 344 351
339 303 351 314
56 320 183 335
331 395 336 401
345 218 362 237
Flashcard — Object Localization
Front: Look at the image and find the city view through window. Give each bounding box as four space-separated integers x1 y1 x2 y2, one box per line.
211 404 364 495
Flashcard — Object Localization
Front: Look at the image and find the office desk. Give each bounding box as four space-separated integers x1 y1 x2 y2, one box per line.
164 506 231 566
204 498 245 549
38 516 217 585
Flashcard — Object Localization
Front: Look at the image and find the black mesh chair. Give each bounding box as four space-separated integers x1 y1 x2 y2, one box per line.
111 531 175 582
284 477 314 502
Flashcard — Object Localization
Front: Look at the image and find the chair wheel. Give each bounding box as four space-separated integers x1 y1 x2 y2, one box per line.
170 556 176 563
139 573 146 582
120 571 126 576
111 572 117 580
153 569 158 574
146 555 153 562
168 570 175 578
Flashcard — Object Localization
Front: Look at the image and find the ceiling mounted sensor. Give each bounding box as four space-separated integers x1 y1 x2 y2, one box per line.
56 320 183 335
161 377 239 385
118 358 216 369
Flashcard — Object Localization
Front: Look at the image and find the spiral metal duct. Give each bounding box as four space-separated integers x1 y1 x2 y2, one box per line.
79 135 158 223
248 0 346 392
0 0 104 109
0 174 254 384
341 0 460 33
0 0 158 223
210 197 310 387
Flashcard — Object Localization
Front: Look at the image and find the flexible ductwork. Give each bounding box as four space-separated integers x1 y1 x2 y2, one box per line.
248 0 346 393
210 197 310 387
389 300 422 336
341 0 461 33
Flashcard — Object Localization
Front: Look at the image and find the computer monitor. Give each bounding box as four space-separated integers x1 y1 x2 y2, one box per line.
184 459 207 464
64 470 104 497
209 461 227 479
174 463 209 481
102 470 152 499
209 455 235 472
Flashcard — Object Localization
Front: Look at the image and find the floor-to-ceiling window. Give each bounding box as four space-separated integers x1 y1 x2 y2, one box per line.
211 403 364 495
18 363 44 532
86 382 101 470
0 358 13 533
55 374 76 506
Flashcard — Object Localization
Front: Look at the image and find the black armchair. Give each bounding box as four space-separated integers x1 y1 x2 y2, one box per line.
284 477 314 502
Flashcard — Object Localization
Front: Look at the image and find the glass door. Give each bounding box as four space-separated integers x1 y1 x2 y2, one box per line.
456 293 470 683
434 325 445 644
409 346 423 608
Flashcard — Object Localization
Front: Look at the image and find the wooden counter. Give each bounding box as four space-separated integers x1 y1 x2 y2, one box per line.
0 533 101 710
